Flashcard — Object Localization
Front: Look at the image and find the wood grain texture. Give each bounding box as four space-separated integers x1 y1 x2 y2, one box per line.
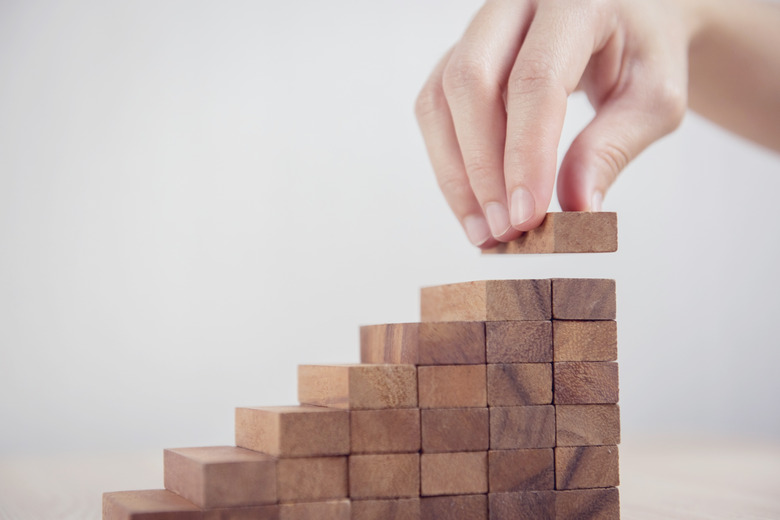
554 362 619 405
276 457 348 503
350 409 421 454
553 321 617 362
298 365 417 410
417 365 487 408
488 491 556 519
103 490 201 520
552 279 616 320
420 452 488 496
486 363 552 406
350 498 420 520
360 322 486 366
163 446 277 508
278 500 350 520
489 406 555 450
234 405 349 457
420 280 551 322
349 454 421 499
488 449 554 492
202 506 279 520
420 495 488 520
421 408 489 453
555 446 620 490
556 405 621 446
486 321 552 363
556 488 620 519
360 324 420 365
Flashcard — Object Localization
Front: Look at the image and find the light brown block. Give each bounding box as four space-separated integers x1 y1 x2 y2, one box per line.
421 408 489 453
235 405 349 457
553 321 617 362
298 365 417 410
349 453 421 499
489 406 555 449
202 506 279 520
554 362 619 405
351 409 421 454
556 488 620 519
420 280 551 322
360 322 486 365
351 498 421 520
486 363 552 406
420 452 488 496
277 457 348 502
164 446 276 508
481 212 618 254
486 321 552 363
417 365 486 408
488 491 556 520
556 405 621 446
279 500 351 520
555 446 620 490
488 449 554 492
360 324 419 365
103 490 201 520
420 494 488 520
551 279 616 320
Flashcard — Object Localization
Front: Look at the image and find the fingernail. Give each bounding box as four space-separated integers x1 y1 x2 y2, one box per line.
510 186 535 227
591 191 604 212
463 215 491 247
485 202 511 238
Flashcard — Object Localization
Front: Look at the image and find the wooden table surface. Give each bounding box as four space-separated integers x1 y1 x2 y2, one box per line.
1 436 779 519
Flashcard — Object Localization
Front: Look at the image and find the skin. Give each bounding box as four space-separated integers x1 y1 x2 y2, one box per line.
415 0 780 248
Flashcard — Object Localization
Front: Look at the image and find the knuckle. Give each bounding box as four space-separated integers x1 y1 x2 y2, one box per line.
508 58 559 96
437 171 473 202
595 141 630 181
441 56 494 99
414 81 446 122
462 150 498 185
650 79 687 133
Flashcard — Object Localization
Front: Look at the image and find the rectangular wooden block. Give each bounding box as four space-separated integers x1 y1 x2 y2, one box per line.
420 495 488 520
556 405 621 446
349 453 421 499
486 321 552 363
103 490 201 520
489 406 555 449
351 498 421 520
554 362 619 405
488 491 556 519
277 457 348 502
556 488 620 519
420 279 551 322
279 500 351 520
488 449 554 492
235 405 349 457
298 364 417 410
360 324 419 365
482 212 618 254
552 279 616 320
486 363 552 406
420 452 488 496
417 365 487 408
553 321 617 361
164 446 277 508
555 446 620 490
421 408 489 453
202 505 280 520
351 408 421 454
360 322 486 365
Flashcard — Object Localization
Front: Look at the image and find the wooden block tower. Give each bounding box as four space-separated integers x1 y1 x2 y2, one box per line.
104 212 620 519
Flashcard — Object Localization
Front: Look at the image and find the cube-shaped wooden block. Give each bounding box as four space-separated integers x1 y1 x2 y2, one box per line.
554 362 619 405
555 446 620 490
488 449 554 492
556 405 621 446
360 322 486 365
486 321 552 363
420 452 488 496
421 408 489 453
488 491 556 519
556 488 620 519
486 363 552 406
421 280 551 322
278 499 351 520
349 453 421 499
553 321 617 362
103 490 200 520
417 365 487 408
489 406 555 449
420 494 488 520
552 279 616 320
202 506 279 520
351 408 421 454
351 498 421 520
298 364 418 410
277 456 348 502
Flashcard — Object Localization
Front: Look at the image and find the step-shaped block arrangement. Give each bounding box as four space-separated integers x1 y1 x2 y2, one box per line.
104 278 620 520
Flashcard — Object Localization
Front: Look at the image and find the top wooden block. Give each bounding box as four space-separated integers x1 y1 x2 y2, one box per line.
482 212 617 254
421 279 551 322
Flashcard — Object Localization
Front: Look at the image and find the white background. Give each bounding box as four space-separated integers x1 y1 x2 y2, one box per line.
1 0 779 457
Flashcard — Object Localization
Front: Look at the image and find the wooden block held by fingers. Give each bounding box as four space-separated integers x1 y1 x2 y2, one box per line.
554 362 619 405
418 365 487 408
490 406 555 449
103 490 201 520
298 364 417 410
202 505 280 520
481 212 618 254
421 280 551 322
552 279 616 320
555 446 620 490
235 405 349 457
420 494 488 520
351 498 421 520
556 488 620 519
349 453 421 499
351 408 421 454
361 322 486 366
279 499 351 520
553 321 617 361
488 491 556 520
421 408 489 453
420 452 488 496
487 363 552 406
277 456 348 502
486 321 552 363
488 449 554 492
556 405 621 446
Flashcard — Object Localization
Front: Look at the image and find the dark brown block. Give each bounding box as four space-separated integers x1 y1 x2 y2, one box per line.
421 408 489 453
420 494 488 520
351 498 421 520
552 279 616 320
298 364 417 410
418 365 486 408
351 409 421 454
360 322 486 365
420 452 488 496
554 362 619 404
488 449 554 492
555 446 620 490
103 490 200 520
556 488 620 519
277 457 348 502
486 321 552 363
488 491 556 520
489 406 555 449
278 500 350 520
202 506 279 520
349 453 420 499
556 405 621 446
420 280 551 322
164 446 277 508
553 321 617 362
487 364 552 406
235 405 349 457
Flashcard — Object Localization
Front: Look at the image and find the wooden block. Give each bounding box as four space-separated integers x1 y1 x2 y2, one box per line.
235 405 349 457
277 457 348 502
489 406 555 449
420 452 488 496
482 212 618 254
103 490 201 520
555 446 620 490
417 365 487 408
298 365 417 410
164 446 277 508
551 279 616 320
486 363 552 406
488 449 554 492
420 280 551 322
556 488 620 519
420 495 488 520
553 321 617 361
360 322 486 365
421 408 489 453
351 409 421 454
360 324 419 365
279 500 351 520
349 453 421 499
486 321 552 363
554 362 619 405
351 498 421 520
488 491 556 520
556 405 621 446
202 506 279 520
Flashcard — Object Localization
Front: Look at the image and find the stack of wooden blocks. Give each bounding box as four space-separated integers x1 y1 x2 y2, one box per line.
104 212 620 520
